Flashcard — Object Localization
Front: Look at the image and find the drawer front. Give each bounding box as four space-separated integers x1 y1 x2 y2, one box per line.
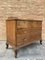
17 21 42 30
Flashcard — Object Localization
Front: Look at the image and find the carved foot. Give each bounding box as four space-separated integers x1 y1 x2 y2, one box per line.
15 50 17 58
40 40 42 45
6 43 9 49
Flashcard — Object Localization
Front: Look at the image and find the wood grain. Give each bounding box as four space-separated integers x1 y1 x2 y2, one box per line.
6 18 42 49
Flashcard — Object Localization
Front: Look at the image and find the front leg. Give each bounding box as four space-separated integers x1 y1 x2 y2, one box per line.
15 50 17 58
6 43 9 49
40 40 42 45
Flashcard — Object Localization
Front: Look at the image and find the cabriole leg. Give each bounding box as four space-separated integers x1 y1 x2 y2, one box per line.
40 40 42 45
15 50 17 58
6 43 9 49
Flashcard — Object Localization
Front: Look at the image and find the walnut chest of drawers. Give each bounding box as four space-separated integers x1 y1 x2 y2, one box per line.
6 17 42 58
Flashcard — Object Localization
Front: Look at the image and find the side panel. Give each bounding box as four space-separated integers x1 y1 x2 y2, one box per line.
6 20 16 46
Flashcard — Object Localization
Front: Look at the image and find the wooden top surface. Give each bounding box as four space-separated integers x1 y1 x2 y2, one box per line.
6 17 42 22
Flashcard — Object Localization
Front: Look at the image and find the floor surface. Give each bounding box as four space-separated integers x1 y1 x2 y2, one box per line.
0 41 45 60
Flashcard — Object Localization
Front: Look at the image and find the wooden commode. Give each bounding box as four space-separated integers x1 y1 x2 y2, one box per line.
6 17 42 58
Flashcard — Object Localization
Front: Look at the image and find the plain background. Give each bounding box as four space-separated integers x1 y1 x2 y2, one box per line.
0 0 44 40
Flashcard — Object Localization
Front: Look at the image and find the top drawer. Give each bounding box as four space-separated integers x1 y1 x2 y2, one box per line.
17 21 42 30
17 21 32 29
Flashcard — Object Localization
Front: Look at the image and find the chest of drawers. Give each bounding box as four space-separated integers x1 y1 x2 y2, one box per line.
6 17 42 58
